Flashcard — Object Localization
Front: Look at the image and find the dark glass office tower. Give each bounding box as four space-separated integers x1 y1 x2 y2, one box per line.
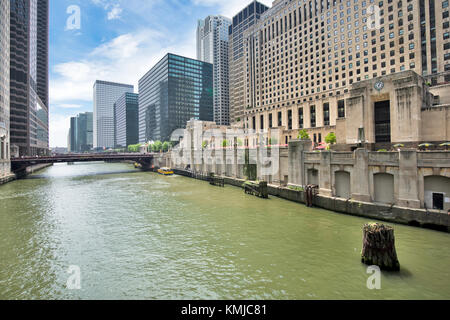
114 93 139 148
138 53 213 143
76 112 93 152
9 0 49 156
67 112 93 153
36 0 48 108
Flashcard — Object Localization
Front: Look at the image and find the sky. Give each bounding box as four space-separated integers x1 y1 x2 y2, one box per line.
49 0 273 147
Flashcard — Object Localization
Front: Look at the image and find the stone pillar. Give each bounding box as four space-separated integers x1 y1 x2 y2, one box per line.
351 148 371 202
256 146 262 181
319 151 332 196
397 149 421 208
288 139 312 187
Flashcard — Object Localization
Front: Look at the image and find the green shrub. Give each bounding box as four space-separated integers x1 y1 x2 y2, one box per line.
325 132 337 145
298 129 310 140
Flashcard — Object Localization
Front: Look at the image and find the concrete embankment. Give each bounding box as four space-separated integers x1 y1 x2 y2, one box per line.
173 169 449 233
0 163 53 185
0 173 16 185
25 163 53 174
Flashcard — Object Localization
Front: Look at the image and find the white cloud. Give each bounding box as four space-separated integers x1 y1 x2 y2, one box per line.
49 113 71 147
58 104 83 109
107 4 123 20
192 0 273 18
50 28 196 103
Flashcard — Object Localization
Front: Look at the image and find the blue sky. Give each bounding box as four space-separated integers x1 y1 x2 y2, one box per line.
49 0 273 147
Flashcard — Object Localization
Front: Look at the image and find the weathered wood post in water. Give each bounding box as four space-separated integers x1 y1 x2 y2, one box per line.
361 223 400 271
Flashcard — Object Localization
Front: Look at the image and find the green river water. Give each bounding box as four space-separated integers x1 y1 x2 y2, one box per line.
0 162 449 300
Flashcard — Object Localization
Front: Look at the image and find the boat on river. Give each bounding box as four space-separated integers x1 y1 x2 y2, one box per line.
157 167 174 176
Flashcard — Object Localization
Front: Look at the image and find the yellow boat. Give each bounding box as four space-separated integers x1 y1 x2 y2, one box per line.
157 167 174 176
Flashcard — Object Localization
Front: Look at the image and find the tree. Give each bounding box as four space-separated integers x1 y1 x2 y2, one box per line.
162 141 171 152
152 140 163 152
128 144 141 153
222 140 229 148
237 138 244 147
202 141 208 149
298 129 310 140
325 132 337 145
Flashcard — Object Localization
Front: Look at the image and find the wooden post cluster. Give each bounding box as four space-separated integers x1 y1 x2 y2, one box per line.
361 223 400 271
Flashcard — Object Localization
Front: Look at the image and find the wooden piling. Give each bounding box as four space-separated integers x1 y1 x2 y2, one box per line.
361 223 400 271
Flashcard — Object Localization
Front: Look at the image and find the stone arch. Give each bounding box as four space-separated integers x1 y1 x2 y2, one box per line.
374 173 395 204
335 171 351 199
424 176 450 211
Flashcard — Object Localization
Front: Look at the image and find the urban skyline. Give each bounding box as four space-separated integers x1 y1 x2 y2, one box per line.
49 0 273 148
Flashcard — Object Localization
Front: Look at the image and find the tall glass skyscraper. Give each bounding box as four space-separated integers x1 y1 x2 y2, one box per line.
114 92 139 148
93 80 134 150
138 53 213 143
9 0 49 157
67 112 93 153
197 15 232 126
0 0 10 178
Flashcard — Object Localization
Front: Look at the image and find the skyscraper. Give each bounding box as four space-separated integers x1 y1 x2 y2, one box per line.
197 15 232 126
0 0 10 179
229 0 269 124
138 53 213 143
68 117 77 153
9 0 49 157
93 80 134 150
67 112 93 153
76 112 93 152
114 93 139 148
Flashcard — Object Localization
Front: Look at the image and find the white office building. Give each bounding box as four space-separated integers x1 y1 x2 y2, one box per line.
93 80 134 149
197 15 232 126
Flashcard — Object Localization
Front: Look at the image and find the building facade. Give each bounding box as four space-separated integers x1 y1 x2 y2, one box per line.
93 80 134 150
114 92 139 148
138 53 213 143
68 112 93 153
0 0 10 179
9 0 49 157
229 1 269 124
239 0 450 149
68 117 77 153
197 15 232 126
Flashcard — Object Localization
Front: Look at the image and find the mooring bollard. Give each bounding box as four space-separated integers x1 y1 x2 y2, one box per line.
361 223 400 271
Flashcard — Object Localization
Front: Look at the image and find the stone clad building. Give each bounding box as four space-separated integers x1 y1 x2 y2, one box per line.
236 0 450 149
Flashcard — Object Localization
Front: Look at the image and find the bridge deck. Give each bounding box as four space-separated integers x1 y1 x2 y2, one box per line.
10 153 156 172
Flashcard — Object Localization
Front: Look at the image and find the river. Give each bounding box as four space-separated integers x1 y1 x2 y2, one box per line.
0 162 449 299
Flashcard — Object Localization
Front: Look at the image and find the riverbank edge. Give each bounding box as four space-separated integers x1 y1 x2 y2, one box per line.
172 169 449 233
0 163 53 185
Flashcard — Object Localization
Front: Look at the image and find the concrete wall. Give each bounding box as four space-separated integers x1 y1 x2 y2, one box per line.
169 134 450 214
421 106 450 142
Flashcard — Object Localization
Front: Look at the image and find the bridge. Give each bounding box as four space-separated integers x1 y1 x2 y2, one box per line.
11 153 155 175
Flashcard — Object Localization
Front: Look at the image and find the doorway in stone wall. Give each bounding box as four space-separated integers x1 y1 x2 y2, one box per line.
374 100 391 143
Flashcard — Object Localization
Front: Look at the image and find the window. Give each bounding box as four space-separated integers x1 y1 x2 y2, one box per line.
338 99 345 118
278 111 282 127
298 108 304 129
310 105 316 128
323 103 330 126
